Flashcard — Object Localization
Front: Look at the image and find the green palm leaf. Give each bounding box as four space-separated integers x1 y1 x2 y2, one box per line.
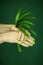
17 44 22 53
17 24 30 34
19 23 30 29
20 11 31 19
18 23 36 36
17 22 30 34
15 9 22 25
14 9 37 52
17 12 31 23
26 16 37 19
16 16 36 26
30 30 37 36
19 21 34 26
18 27 30 38
20 16 36 20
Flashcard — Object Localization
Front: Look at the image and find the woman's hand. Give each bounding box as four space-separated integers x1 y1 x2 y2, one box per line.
0 24 35 47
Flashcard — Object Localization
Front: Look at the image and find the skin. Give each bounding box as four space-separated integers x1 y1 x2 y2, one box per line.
0 24 35 47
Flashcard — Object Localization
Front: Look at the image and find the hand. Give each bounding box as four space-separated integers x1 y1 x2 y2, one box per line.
0 24 35 47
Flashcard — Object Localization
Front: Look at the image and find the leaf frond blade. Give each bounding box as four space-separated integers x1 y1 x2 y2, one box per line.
18 27 30 38
19 21 34 26
19 12 31 21
30 30 37 36
15 9 22 25
17 44 22 53
26 16 37 20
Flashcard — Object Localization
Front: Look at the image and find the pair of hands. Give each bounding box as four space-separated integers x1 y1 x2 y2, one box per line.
0 24 35 47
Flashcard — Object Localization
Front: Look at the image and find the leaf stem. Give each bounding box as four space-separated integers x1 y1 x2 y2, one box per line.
17 44 22 53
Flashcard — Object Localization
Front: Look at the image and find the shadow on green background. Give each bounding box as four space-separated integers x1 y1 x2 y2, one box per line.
0 0 43 65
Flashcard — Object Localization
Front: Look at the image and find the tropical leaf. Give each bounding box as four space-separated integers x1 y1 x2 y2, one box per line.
17 44 22 52
16 16 36 26
18 24 31 35
21 16 37 20
20 12 31 19
19 23 31 29
29 30 37 36
19 21 34 26
18 12 31 22
17 23 30 34
14 9 36 52
26 16 37 19
18 27 30 38
15 9 22 25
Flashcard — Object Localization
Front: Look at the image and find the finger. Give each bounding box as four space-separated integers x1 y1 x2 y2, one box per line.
26 30 31 36
17 41 30 47
19 33 25 41
17 31 34 47
23 40 34 46
26 37 35 46
29 36 35 41
25 40 34 46
28 37 35 44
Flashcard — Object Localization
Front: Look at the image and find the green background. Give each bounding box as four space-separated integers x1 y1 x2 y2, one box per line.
0 0 43 65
